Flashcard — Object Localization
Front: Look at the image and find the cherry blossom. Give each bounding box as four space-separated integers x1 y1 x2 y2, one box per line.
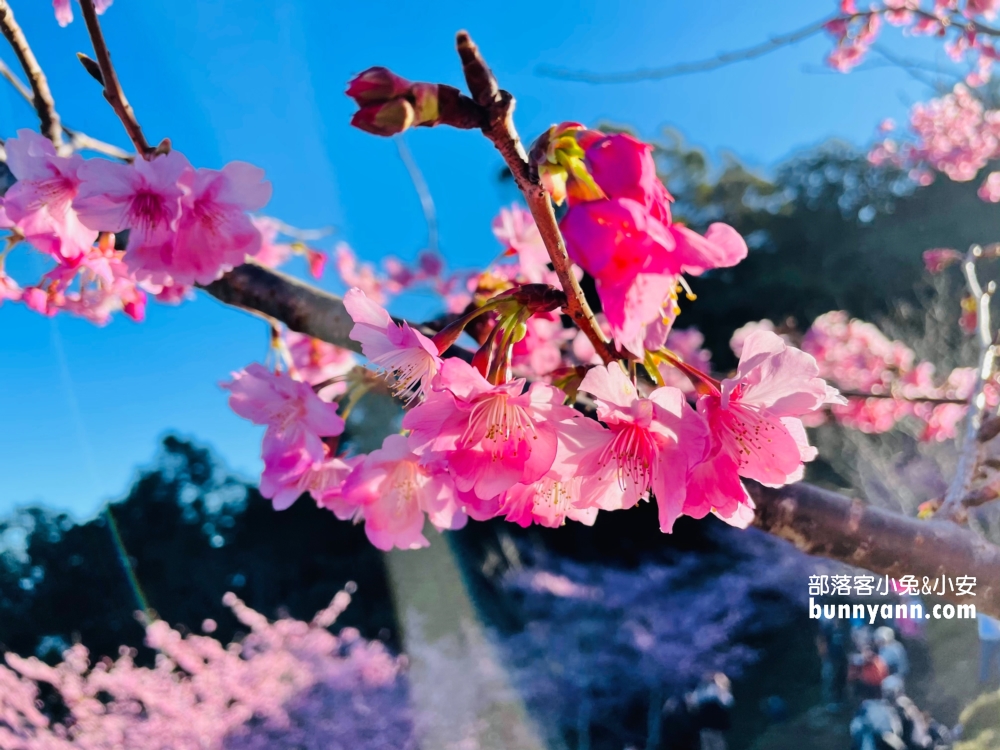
699 330 840 489
222 363 344 459
344 287 441 402
491 204 550 283
403 358 584 501
166 162 272 285
74 150 192 284
500 475 600 528
557 131 746 354
2 129 97 262
285 330 356 395
338 434 465 550
259 436 357 511
572 362 710 532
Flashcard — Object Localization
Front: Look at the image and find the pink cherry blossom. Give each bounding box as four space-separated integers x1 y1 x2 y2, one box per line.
559 131 746 355
923 247 964 273
74 150 191 284
699 330 840 489
500 475 600 528
403 358 583 501
338 434 464 550
259 435 356 511
2 129 97 262
168 162 272 285
344 287 441 402
573 362 709 532
491 204 550 282
222 363 344 459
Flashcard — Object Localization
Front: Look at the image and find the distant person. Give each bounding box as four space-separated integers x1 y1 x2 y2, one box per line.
849 646 890 702
881 675 932 749
875 626 909 678
977 614 1000 688
849 693 904 750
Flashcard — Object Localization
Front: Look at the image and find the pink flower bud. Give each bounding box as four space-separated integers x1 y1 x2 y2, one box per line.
345 66 412 104
351 98 415 136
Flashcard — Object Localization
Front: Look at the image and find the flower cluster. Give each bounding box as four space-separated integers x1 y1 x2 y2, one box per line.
801 310 988 440
532 124 747 355
0 130 329 325
0 590 412 749
869 83 1000 195
826 1 1000 84
215 104 843 549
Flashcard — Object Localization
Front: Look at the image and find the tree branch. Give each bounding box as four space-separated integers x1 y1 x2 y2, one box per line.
78 0 154 158
0 0 64 148
201 261 472 362
749 481 1000 618
455 31 618 366
536 16 835 84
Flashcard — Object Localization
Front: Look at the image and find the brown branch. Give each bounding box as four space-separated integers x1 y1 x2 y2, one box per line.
201 261 472 362
839 389 969 406
455 31 618 365
749 481 1000 618
0 0 64 148
78 0 153 158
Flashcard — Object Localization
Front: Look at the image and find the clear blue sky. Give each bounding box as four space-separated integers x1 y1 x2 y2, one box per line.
0 0 944 518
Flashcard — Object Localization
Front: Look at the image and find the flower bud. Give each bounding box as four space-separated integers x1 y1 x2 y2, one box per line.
346 66 412 104
351 98 415 136
529 122 605 206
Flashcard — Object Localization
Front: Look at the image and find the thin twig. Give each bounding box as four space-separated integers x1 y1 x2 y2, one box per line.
536 16 834 84
394 134 439 253
0 0 64 148
536 8 1000 86
455 31 618 365
838 390 970 406
0 55 132 160
78 0 153 158
937 245 996 521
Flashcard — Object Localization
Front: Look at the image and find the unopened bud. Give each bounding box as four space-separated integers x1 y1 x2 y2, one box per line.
346 66 412 104
529 122 605 206
351 98 415 136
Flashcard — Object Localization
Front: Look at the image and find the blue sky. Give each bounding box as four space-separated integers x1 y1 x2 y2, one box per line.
0 0 945 518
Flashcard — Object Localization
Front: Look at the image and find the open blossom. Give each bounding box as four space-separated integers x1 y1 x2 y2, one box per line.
259 436 357 511
500 475 599 528
560 132 746 354
338 434 465 550
696 329 840 494
222 363 344 458
572 362 709 533
2 129 97 262
169 162 272 285
344 287 441 402
74 150 191 284
403 358 583 501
